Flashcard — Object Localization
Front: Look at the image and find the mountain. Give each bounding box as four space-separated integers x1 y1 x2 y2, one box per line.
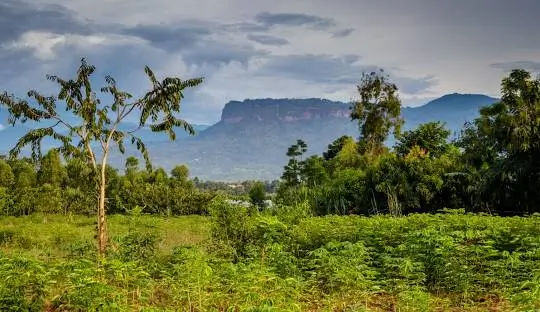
1 94 498 180
139 94 498 181
401 93 499 136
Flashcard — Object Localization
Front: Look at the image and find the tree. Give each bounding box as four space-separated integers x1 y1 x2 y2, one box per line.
333 137 363 170
10 159 36 189
323 135 353 161
148 168 168 184
0 160 14 188
281 139 308 187
351 70 403 155
170 164 193 188
37 149 67 186
125 156 139 173
300 155 329 187
249 181 266 208
0 58 203 256
171 164 189 182
458 69 540 213
394 121 451 158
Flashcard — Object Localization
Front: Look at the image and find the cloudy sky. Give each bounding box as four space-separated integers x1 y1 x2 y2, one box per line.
1 0 539 124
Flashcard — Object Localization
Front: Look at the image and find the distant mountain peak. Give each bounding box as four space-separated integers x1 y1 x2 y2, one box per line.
433 92 497 100
422 93 499 109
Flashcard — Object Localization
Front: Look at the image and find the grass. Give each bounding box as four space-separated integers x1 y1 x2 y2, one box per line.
1 210 540 311
0 214 209 259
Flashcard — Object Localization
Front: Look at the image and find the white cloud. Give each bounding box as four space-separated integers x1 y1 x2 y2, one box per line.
3 31 146 60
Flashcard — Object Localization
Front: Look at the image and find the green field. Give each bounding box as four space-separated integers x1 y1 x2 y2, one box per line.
0 214 209 259
2 209 540 311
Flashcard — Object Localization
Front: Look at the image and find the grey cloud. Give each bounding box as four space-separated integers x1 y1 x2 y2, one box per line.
255 54 436 94
332 28 355 38
396 76 437 94
181 40 268 67
340 0 539 28
0 0 95 43
490 61 540 73
223 22 269 33
122 23 211 51
0 48 38 75
256 54 372 84
342 0 540 50
120 23 267 66
247 34 289 46
254 12 336 30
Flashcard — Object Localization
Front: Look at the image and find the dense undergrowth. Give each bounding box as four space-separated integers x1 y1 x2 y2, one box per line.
1 202 540 311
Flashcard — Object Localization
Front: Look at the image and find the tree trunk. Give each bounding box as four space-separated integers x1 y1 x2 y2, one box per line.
97 162 108 256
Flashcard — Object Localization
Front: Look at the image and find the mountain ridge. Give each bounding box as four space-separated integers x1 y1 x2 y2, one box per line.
142 93 498 181
1 93 499 181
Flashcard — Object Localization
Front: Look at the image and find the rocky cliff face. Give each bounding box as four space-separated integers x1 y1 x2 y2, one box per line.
220 98 351 124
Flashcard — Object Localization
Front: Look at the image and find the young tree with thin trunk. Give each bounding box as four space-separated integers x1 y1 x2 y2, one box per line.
351 69 403 156
0 58 203 256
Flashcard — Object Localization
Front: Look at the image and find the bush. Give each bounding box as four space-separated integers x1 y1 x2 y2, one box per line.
52 259 127 311
208 196 252 259
249 182 267 208
114 232 160 262
0 257 51 311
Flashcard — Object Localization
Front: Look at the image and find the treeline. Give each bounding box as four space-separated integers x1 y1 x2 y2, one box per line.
0 152 222 216
275 69 540 216
193 178 279 195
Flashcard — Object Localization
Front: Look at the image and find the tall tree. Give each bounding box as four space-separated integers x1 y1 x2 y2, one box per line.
351 70 403 155
459 69 540 213
281 139 308 187
300 155 329 187
0 58 203 256
171 164 189 182
10 159 36 189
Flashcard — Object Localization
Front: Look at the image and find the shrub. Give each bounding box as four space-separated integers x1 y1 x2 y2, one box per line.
0 257 51 311
208 196 252 259
115 232 160 262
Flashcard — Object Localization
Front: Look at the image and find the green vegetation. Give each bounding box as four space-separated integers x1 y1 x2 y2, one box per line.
1 209 540 311
276 69 540 217
1 62 540 310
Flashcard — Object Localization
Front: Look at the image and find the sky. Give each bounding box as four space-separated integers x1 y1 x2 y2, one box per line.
0 0 539 125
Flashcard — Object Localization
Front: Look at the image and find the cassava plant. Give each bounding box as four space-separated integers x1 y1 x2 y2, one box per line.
0 58 203 256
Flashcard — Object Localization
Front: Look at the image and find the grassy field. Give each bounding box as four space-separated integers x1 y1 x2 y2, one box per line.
1 210 540 311
0 214 209 259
